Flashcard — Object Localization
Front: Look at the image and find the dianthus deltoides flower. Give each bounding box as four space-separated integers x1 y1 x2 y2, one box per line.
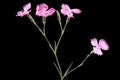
61 4 82 18
91 38 109 56
16 2 110 80
36 3 55 17
16 2 31 17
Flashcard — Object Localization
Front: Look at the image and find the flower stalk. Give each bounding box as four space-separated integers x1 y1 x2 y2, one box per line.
16 2 109 80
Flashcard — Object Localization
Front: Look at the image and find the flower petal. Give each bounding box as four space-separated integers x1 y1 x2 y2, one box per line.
68 12 73 18
23 2 31 12
61 4 81 18
47 8 55 16
72 9 82 14
16 2 31 17
16 10 25 17
91 38 98 46
36 5 43 16
36 3 55 17
99 39 109 50
61 4 71 15
40 3 48 11
61 4 71 11
61 9 67 15
93 47 103 56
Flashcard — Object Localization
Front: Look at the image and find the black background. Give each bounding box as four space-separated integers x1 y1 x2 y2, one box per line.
1 0 118 80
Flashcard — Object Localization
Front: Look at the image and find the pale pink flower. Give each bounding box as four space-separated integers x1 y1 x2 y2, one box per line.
91 38 109 56
16 2 31 17
61 4 82 18
36 3 55 17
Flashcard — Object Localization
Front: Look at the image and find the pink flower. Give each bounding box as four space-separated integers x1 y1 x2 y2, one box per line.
91 38 109 56
61 4 82 18
36 3 55 17
16 2 31 17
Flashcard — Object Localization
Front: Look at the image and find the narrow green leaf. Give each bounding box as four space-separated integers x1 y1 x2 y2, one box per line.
53 62 61 75
63 61 73 78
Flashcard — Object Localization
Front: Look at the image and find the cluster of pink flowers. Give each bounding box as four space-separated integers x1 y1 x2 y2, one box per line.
16 2 109 56
16 2 81 18
16 2 110 80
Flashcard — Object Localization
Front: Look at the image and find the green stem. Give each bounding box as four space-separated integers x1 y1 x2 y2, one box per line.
53 17 70 80
56 33 63 51
65 51 93 77
62 17 70 34
63 61 73 78
43 22 45 34
27 14 70 80
44 34 55 54
34 24 55 54
53 62 61 76
27 14 54 54
27 14 44 36
42 17 46 34
60 76 64 80
56 10 62 32
54 54 62 77
59 21 62 32
28 15 62 78
56 17 70 52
